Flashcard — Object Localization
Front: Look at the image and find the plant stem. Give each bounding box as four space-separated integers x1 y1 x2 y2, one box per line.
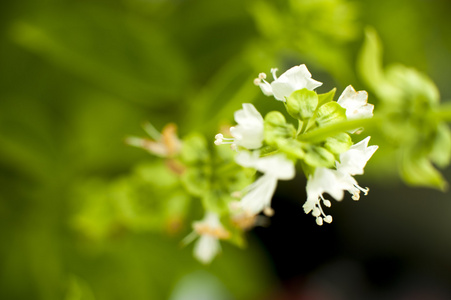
298 117 381 142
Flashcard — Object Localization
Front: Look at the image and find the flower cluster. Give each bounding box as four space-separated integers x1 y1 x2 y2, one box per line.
216 64 377 226
128 64 378 264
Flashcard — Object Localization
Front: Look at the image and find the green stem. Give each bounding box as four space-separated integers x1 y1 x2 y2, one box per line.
298 117 381 143
434 103 451 122
298 119 310 135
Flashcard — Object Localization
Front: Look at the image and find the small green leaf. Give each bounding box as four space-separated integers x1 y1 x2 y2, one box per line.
303 145 335 168
277 139 305 159
400 149 447 191
200 191 228 215
285 88 319 121
264 111 296 146
357 27 385 90
315 102 346 127
317 88 336 107
324 133 352 158
430 124 451 168
181 167 210 197
180 133 209 164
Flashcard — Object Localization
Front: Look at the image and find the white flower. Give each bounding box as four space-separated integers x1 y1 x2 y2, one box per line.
214 103 264 150
303 137 378 225
253 65 322 102
303 167 343 225
337 85 374 120
336 136 378 200
235 152 295 216
183 212 230 264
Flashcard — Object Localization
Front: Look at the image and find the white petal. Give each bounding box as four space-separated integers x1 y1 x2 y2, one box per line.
259 81 273 96
306 167 345 202
240 175 278 215
231 103 264 149
235 151 260 169
254 154 295 180
194 235 220 264
270 64 322 101
303 200 315 214
337 85 373 120
337 137 378 175
235 153 295 180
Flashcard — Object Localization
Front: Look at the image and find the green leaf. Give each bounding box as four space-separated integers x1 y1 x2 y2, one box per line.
277 139 306 159
400 149 447 191
315 102 346 127
324 133 352 158
285 88 319 121
181 167 210 197
357 27 385 90
263 111 296 146
180 133 210 164
317 88 336 107
200 191 228 215
303 145 335 168
429 124 451 168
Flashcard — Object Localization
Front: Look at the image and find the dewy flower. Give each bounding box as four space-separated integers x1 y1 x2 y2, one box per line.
337 85 374 120
303 137 378 225
253 64 322 102
183 212 230 264
234 151 295 216
214 103 264 150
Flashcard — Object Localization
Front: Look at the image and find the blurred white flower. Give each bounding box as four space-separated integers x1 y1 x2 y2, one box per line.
214 103 264 150
254 65 322 102
183 212 230 264
125 122 182 157
235 152 295 216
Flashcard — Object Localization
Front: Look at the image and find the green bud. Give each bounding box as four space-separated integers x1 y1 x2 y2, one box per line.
317 88 336 107
286 88 319 121
180 133 210 164
315 102 346 127
181 167 210 197
324 133 352 158
303 144 335 168
264 111 296 146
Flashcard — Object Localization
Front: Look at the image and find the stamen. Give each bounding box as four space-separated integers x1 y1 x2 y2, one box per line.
324 215 333 223
258 72 267 80
142 122 162 140
322 199 331 207
316 217 323 226
253 78 262 86
352 191 360 201
214 132 236 146
270 68 278 80
263 207 274 217
312 207 321 217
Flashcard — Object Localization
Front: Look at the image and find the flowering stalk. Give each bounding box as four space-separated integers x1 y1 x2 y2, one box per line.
129 63 381 263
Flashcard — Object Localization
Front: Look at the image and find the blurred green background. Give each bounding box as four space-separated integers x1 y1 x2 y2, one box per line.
1 0 451 299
